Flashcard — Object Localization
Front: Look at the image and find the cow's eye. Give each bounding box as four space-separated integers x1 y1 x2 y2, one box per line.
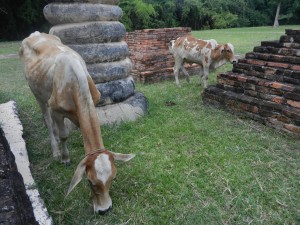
227 50 230 53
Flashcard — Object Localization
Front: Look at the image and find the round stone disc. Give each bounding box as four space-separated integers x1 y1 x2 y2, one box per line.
44 3 122 25
69 41 128 64
49 21 126 44
87 58 132 83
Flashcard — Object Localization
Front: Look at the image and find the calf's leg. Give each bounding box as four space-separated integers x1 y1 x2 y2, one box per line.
202 67 209 88
181 66 190 83
173 58 183 87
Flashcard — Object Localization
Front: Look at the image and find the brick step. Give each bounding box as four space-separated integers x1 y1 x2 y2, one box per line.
202 86 300 136
245 52 300 65
261 41 300 49
233 63 300 85
216 72 300 101
286 29 300 36
136 66 199 83
280 35 300 44
238 58 300 71
253 46 300 57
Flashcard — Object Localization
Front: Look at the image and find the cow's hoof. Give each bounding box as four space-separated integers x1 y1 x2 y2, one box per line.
53 154 61 161
61 160 71 167
97 206 112 215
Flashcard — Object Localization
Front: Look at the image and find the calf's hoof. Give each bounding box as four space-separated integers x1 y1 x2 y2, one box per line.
61 159 71 167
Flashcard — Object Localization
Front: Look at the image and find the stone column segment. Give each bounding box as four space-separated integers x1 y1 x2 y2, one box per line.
44 0 148 124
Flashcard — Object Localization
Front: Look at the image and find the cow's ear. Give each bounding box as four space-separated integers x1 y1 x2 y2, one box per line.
109 151 135 162
66 157 87 196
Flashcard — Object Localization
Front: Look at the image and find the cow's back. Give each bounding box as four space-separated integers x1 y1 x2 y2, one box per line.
19 32 91 104
170 36 218 64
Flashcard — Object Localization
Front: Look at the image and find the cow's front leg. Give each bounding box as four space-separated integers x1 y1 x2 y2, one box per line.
173 58 183 87
202 67 209 88
181 66 190 83
51 111 70 166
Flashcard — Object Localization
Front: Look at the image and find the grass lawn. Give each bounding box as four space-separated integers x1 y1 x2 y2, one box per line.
0 26 299 224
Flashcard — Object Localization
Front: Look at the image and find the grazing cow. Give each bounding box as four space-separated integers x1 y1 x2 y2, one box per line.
169 35 237 88
19 31 135 214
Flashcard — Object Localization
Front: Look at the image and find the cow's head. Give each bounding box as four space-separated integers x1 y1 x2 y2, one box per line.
222 43 237 64
67 150 135 214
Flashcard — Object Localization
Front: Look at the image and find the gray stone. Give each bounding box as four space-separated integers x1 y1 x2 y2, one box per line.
96 92 148 125
69 41 129 64
46 0 119 4
88 58 132 83
96 76 135 105
49 21 126 44
44 3 122 25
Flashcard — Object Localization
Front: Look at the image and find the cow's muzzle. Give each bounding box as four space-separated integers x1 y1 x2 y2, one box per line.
231 59 237 64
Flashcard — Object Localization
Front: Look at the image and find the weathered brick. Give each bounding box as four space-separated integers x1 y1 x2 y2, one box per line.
287 100 300 109
290 65 300 71
124 28 193 83
284 124 300 134
267 61 289 69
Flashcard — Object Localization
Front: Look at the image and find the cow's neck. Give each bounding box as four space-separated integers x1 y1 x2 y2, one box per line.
76 102 105 154
210 58 227 69
210 47 227 69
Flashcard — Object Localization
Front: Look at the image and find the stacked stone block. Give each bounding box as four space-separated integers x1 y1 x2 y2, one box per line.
43 0 148 124
202 29 300 137
125 28 200 83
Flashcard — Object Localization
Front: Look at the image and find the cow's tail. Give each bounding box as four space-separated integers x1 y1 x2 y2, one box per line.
168 40 175 54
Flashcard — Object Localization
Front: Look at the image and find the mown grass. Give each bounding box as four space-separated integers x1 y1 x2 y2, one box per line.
0 26 299 225
192 25 300 55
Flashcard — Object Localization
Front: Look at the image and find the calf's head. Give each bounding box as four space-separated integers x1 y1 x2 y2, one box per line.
222 43 237 64
67 150 135 214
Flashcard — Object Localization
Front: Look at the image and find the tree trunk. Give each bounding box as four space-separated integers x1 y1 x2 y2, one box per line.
273 2 281 28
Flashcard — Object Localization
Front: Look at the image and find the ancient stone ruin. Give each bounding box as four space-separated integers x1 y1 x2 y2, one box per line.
43 0 148 124
124 27 200 83
202 29 300 137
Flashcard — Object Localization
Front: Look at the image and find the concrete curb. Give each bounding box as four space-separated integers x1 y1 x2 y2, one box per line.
0 101 53 225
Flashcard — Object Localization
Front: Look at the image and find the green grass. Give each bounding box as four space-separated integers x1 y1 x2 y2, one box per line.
192 25 300 55
0 26 300 225
0 41 21 55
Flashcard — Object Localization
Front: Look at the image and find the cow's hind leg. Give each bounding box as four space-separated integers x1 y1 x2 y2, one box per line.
51 111 70 165
38 101 61 160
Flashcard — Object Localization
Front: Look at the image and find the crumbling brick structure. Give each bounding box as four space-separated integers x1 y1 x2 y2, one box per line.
202 29 300 137
124 27 200 83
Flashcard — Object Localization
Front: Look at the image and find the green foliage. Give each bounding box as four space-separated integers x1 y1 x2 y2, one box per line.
1 0 300 40
120 0 156 31
0 0 48 41
121 0 300 31
211 12 238 29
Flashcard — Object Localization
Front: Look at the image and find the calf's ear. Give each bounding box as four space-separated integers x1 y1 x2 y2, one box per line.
220 46 225 53
66 157 87 196
110 152 136 162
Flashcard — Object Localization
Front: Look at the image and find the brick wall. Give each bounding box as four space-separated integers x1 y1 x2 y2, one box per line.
202 29 300 137
124 27 200 83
